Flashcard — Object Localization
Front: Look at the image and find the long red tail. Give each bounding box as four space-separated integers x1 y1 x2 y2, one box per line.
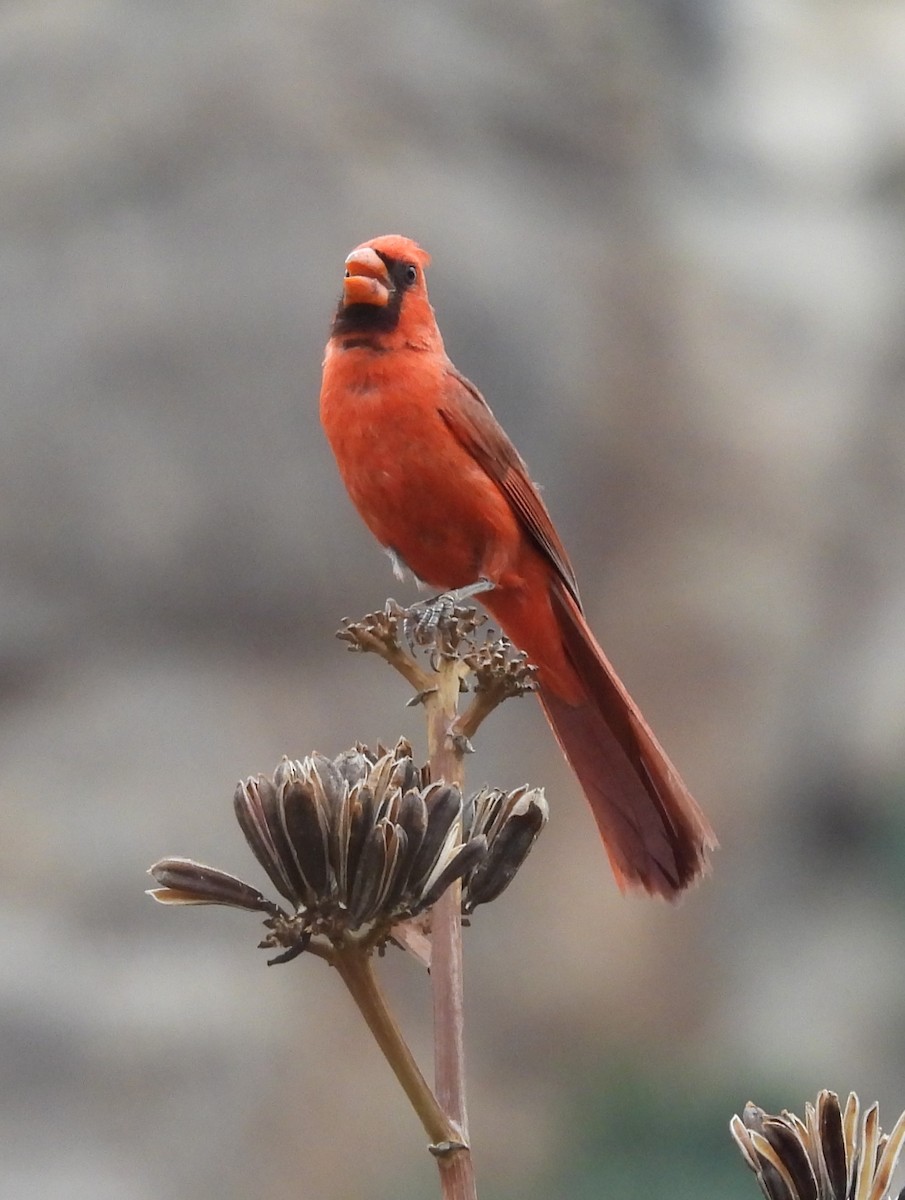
536 582 715 897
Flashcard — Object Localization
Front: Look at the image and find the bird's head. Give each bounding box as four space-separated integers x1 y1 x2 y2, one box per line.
331 235 442 351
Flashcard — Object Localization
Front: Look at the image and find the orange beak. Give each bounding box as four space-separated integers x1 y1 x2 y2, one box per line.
343 246 392 308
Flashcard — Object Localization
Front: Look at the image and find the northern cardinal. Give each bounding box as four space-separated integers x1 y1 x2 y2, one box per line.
320 235 715 897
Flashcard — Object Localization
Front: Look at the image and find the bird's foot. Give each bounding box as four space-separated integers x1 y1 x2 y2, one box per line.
403 579 493 651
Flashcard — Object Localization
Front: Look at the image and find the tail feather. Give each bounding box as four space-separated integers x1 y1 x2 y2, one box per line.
542 582 716 897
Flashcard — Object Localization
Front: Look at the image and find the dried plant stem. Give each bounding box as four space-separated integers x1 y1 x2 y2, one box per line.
337 604 534 1198
333 946 456 1148
425 656 478 1200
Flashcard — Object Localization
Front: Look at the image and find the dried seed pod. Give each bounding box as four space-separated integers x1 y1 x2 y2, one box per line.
760 1118 817 1200
333 746 372 787
272 756 305 792
233 776 299 905
366 751 400 814
345 783 375 890
379 825 412 916
348 821 398 928
279 777 331 903
815 1092 847 1200
371 821 406 920
308 753 346 816
148 858 281 915
254 775 316 908
415 837 487 914
389 751 421 796
406 784 462 896
393 788 428 896
463 787 548 912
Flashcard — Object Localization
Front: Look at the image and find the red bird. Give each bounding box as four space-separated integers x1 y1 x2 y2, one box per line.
320 235 715 897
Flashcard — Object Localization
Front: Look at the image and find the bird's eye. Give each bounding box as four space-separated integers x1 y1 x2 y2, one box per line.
403 264 417 285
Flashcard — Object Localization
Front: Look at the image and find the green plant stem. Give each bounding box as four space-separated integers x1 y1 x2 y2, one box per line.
333 945 456 1149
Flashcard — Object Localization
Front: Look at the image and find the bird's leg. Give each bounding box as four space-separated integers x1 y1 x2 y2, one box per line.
403 579 494 649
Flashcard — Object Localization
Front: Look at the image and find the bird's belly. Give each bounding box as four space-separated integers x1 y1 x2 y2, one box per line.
347 456 499 589
333 410 518 591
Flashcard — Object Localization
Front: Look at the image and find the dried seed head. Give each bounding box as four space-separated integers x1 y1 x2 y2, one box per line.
463 637 538 699
149 741 544 962
338 599 488 662
731 1091 905 1200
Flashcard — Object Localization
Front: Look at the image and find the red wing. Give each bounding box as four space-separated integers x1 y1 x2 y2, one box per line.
439 368 581 605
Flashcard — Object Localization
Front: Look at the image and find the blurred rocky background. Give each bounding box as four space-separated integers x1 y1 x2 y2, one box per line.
2 1 905 1197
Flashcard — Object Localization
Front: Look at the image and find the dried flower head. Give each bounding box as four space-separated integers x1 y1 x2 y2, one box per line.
731 1090 905 1200
148 739 547 963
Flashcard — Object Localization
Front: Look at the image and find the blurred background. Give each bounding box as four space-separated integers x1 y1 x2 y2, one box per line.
2 1 905 1197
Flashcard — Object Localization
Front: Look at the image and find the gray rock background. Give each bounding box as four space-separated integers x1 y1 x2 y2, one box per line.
2 2 905 1197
